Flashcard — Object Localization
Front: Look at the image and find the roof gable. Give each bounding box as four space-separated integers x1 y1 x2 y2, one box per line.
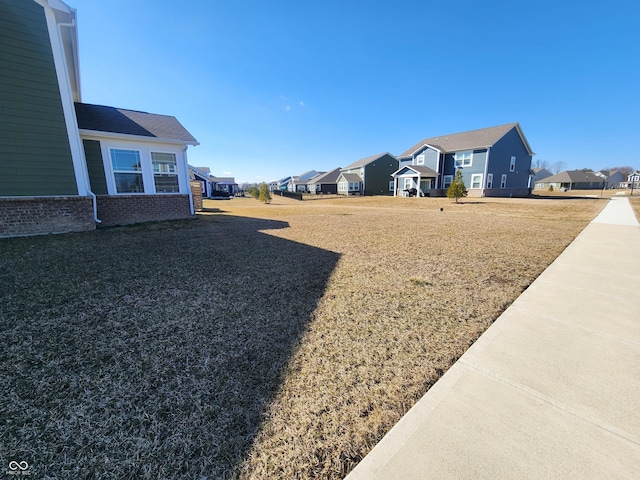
343 152 396 170
310 167 342 183
75 103 198 145
399 123 533 158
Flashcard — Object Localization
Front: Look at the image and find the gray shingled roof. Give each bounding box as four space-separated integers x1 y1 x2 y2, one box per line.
536 170 605 183
399 123 532 158
343 152 396 170
75 102 198 145
339 173 362 183
394 165 438 177
310 167 342 183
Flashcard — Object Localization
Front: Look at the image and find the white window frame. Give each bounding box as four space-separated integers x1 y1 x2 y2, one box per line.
389 180 394 192
487 173 493 189
471 174 483 189
338 181 348 193
110 148 145 194
101 140 187 196
404 178 413 190
443 175 453 189
510 156 516 172
454 150 472 168
416 154 425 165
501 174 507 189
151 152 179 193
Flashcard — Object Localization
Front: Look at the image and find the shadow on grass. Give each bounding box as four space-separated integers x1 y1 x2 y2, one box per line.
0 215 340 479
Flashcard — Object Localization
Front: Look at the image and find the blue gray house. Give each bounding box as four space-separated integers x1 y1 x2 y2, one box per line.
393 123 535 197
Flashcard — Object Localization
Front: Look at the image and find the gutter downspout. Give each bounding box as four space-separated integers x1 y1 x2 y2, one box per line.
482 146 491 198
58 18 101 224
185 146 195 215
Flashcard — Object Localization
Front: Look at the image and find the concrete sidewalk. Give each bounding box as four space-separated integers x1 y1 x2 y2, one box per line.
346 197 640 479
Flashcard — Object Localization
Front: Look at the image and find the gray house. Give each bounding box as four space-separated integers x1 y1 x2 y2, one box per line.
307 168 341 194
532 168 553 183
596 170 626 189
395 123 534 197
338 153 399 196
534 170 606 190
0 0 198 237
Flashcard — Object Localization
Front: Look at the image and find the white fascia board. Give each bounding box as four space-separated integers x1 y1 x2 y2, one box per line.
79 129 198 146
391 166 419 177
514 123 535 156
41 2 90 196
411 144 441 157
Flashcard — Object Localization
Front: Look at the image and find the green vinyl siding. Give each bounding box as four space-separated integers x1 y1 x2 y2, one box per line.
82 139 108 194
0 0 78 196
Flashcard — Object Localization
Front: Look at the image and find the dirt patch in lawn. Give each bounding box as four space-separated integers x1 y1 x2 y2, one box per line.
1 196 604 479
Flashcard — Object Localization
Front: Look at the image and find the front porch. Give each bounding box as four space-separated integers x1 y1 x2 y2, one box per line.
392 165 438 197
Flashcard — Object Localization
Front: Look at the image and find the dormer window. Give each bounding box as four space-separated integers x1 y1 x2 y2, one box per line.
454 151 472 167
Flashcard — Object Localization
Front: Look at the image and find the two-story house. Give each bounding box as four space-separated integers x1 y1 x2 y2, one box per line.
392 123 534 197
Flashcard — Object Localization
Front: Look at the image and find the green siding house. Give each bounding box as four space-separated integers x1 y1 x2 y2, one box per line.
338 153 399 196
0 0 198 237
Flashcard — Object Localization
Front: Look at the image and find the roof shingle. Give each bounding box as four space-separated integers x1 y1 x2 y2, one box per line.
399 123 531 158
75 102 198 145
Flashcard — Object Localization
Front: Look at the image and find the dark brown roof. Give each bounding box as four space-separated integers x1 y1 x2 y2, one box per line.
75 102 198 145
399 123 532 158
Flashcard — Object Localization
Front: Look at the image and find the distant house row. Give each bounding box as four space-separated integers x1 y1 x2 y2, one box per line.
533 169 631 190
189 166 238 198
271 123 536 198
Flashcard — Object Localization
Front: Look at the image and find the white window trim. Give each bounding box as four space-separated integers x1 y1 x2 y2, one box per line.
416 154 425 165
470 174 483 189
501 174 507 189
443 174 453 189
454 150 472 168
510 156 516 172
389 180 394 191
487 173 493 189
98 139 188 196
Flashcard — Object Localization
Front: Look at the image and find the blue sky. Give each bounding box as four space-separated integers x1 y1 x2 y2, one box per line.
71 0 639 183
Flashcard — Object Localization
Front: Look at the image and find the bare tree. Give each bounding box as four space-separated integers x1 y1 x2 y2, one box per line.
532 158 549 169
550 161 567 174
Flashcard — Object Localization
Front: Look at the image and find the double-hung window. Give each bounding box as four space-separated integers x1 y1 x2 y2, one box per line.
443 175 453 189
455 151 472 168
510 156 516 172
471 174 483 189
501 174 507 189
110 149 144 193
487 173 493 189
416 154 425 165
152 152 179 192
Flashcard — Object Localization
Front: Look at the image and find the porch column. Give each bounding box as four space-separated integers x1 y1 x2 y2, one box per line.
394 177 398 197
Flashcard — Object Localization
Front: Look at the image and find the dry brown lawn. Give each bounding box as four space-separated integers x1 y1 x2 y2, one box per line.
0 195 605 479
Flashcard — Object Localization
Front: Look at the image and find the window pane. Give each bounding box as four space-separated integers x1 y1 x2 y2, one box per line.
152 152 177 173
111 149 142 171
154 174 179 193
114 172 144 193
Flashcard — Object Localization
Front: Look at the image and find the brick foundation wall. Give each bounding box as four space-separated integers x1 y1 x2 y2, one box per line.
0 196 95 238
96 194 193 226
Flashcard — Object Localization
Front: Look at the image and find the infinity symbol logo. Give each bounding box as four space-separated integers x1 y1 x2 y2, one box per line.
8 461 29 471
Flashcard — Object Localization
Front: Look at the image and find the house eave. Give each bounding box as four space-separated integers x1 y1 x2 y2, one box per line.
79 129 199 146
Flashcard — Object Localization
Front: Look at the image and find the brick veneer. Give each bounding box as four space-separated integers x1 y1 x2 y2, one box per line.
96 194 193 226
0 196 95 237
